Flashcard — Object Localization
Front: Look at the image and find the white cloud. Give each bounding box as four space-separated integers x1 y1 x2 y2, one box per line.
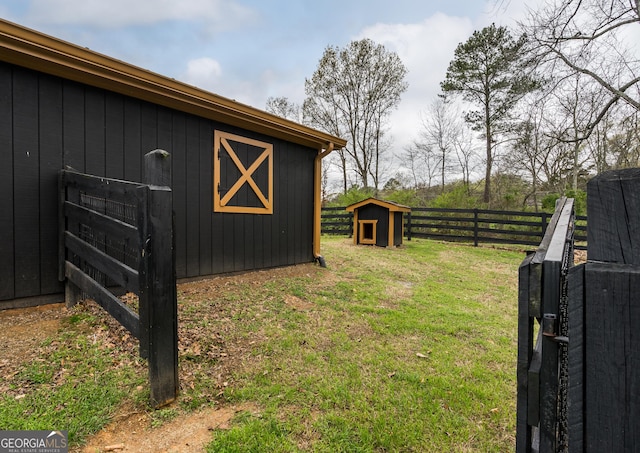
25 0 257 29
357 13 475 153
184 57 223 86
181 57 276 110
353 3 545 164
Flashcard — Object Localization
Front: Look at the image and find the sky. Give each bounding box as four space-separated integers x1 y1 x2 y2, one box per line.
1 0 545 186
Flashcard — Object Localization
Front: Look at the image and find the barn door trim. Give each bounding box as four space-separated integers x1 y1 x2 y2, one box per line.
214 130 273 214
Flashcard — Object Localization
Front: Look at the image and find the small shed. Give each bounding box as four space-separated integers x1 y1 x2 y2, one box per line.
345 198 410 247
0 19 346 309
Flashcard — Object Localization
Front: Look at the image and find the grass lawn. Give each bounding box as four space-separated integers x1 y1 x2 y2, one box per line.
0 236 524 452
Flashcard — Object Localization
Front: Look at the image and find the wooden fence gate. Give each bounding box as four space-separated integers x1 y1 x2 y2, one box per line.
517 197 575 452
517 169 640 452
58 150 178 408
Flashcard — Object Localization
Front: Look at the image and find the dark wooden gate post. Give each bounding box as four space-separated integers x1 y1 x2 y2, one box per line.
587 168 640 265
569 169 640 451
139 149 178 408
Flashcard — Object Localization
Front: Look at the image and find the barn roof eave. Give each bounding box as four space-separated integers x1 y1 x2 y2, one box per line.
0 18 347 151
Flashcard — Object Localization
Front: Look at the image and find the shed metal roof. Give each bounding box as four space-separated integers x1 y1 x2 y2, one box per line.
0 19 347 151
345 197 411 212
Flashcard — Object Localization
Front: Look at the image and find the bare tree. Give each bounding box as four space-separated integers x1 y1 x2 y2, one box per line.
404 99 479 191
524 0 640 140
587 121 612 174
452 125 479 189
608 109 640 168
505 97 555 208
265 96 302 122
321 158 331 203
304 39 408 192
403 141 439 190
415 98 461 191
265 96 337 202
549 74 610 189
366 109 394 193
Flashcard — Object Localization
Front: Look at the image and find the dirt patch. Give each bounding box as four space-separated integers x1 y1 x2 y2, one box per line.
0 303 65 393
78 403 258 453
1 263 323 452
284 294 314 311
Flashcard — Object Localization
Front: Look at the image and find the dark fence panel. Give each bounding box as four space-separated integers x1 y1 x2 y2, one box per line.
321 207 353 236
59 150 178 408
322 206 587 249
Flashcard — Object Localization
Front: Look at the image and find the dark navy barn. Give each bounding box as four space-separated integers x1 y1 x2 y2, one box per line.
0 19 345 309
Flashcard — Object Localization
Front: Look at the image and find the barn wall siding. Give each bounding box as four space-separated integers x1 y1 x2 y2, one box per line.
13 67 41 298
394 213 403 246
0 63 15 300
358 205 389 247
0 61 316 304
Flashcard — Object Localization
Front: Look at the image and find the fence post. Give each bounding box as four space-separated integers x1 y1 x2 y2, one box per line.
59 170 83 308
406 212 412 241
587 168 640 264
58 171 66 284
144 149 172 187
473 209 479 247
576 168 640 450
139 149 178 408
541 212 548 239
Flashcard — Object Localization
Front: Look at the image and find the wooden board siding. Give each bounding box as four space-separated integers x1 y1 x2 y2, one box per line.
105 93 125 179
0 61 317 305
393 212 404 246
38 75 63 295
185 118 201 278
13 67 40 298
123 98 142 181
198 119 213 276
587 168 640 265
358 204 390 247
0 62 14 300
85 87 106 176
583 263 640 450
171 111 187 278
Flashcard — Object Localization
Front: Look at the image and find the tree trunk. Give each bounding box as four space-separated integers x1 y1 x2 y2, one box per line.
483 91 492 205
484 113 492 205
441 147 446 193
342 164 347 194
573 142 579 191
338 150 348 194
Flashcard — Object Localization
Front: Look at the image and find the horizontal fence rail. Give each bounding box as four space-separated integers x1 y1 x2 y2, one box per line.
322 206 587 249
58 150 178 408
320 206 354 236
59 170 144 336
